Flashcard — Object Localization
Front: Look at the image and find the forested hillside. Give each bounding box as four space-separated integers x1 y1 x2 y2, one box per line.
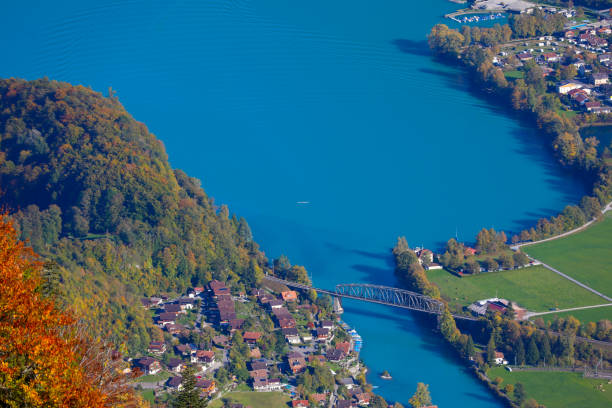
0 78 269 352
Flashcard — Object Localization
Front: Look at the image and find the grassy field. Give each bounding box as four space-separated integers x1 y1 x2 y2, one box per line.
533 305 612 324
133 371 171 383
504 70 524 79
139 390 155 404
427 266 604 312
209 392 290 408
557 109 578 119
487 367 612 408
524 213 612 297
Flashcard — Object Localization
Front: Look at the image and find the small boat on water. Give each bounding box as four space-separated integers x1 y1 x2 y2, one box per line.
296 201 310 204
380 370 392 380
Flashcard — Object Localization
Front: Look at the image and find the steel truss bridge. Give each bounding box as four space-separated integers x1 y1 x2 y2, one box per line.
263 275 477 321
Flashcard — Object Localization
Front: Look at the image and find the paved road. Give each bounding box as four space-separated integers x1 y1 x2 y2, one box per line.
537 260 611 302
512 201 612 251
511 201 612 303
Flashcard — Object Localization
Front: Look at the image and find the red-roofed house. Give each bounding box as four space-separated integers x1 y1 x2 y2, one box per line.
336 341 351 355
196 350 215 366
494 351 508 365
292 400 309 408
243 331 263 344
464 247 477 256
281 291 298 302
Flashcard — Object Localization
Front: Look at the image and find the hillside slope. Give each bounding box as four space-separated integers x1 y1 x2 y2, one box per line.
0 78 267 351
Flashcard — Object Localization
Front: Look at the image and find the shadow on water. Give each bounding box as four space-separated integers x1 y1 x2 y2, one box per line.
393 39 589 233
350 264 395 286
464 391 502 403
390 39 431 57
324 242 393 262
342 304 427 337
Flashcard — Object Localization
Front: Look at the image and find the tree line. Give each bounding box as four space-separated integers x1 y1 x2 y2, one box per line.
0 78 283 353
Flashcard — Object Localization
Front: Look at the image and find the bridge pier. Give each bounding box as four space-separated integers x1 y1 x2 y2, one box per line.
333 296 344 315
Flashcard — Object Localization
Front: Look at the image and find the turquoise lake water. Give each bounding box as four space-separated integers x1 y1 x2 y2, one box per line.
0 0 589 405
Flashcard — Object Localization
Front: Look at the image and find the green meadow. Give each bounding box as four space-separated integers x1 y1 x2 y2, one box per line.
524 213 612 297
428 266 603 312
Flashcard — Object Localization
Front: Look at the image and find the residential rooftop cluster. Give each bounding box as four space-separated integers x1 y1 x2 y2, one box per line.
495 20 612 114
131 278 375 407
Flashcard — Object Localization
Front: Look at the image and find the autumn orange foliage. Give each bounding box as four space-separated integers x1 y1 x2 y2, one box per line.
0 214 140 407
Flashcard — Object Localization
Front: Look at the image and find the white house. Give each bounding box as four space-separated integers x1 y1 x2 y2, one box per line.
495 351 509 365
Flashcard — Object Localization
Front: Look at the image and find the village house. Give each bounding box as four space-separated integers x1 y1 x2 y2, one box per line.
178 297 195 310
540 52 558 62
148 341 166 354
243 331 263 345
321 320 334 330
165 323 184 335
279 317 297 329
175 344 193 357
573 92 589 105
287 351 307 374
282 327 301 344
516 51 533 62
158 312 178 326
134 357 162 375
585 101 602 111
259 293 275 304
250 361 268 371
302 333 313 343
292 400 309 408
316 327 330 341
215 294 236 325
208 280 230 298
164 304 182 314
249 369 268 380
253 377 282 392
311 393 328 406
281 290 298 302
272 306 293 321
355 393 371 406
268 299 284 309
166 376 183 390
196 379 216 396
591 73 609 85
415 248 434 265
167 358 183 373
494 351 508 365
196 350 215 367
591 106 612 114
464 247 477 256
336 341 351 355
308 354 327 364
339 377 357 390
193 286 204 295
141 297 162 309
326 348 345 362
557 80 584 94
337 400 355 408
467 298 509 316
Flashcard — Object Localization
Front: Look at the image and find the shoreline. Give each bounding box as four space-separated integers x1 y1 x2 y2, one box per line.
394 17 612 406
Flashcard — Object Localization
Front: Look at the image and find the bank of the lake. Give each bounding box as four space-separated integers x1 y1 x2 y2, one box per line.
0 1 590 406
